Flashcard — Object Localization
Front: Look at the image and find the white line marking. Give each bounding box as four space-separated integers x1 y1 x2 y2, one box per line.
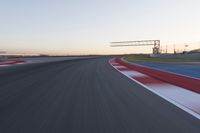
114 66 127 69
121 70 148 77
0 65 9 67
109 59 200 120
147 84 200 115
111 63 120 65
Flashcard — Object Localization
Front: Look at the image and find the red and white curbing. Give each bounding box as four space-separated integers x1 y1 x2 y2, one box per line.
0 60 27 67
109 58 200 120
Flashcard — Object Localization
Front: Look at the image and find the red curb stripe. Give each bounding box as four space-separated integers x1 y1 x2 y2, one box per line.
133 76 165 84
115 57 200 94
109 58 200 119
0 60 27 66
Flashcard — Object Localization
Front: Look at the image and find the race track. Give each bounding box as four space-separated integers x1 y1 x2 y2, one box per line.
0 57 199 133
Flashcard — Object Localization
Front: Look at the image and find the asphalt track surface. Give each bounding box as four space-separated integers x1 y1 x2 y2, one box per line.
0 57 199 133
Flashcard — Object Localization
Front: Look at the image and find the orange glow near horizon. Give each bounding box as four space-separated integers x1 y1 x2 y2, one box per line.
1 0 200 55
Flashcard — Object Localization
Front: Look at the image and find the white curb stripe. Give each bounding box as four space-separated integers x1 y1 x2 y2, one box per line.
111 63 120 66
120 70 148 77
147 84 200 115
109 59 200 120
114 65 127 69
0 65 9 67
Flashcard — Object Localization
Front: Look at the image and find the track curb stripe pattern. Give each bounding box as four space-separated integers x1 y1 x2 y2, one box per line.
0 60 27 67
109 57 200 120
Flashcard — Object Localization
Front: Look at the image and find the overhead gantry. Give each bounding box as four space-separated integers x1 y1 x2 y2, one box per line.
110 40 160 54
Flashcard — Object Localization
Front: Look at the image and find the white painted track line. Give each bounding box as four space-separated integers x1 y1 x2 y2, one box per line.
109 59 200 120
120 70 148 77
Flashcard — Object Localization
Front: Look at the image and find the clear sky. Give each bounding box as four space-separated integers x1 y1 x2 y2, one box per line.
0 0 200 55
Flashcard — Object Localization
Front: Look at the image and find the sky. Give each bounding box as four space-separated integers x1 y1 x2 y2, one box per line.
0 0 200 55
